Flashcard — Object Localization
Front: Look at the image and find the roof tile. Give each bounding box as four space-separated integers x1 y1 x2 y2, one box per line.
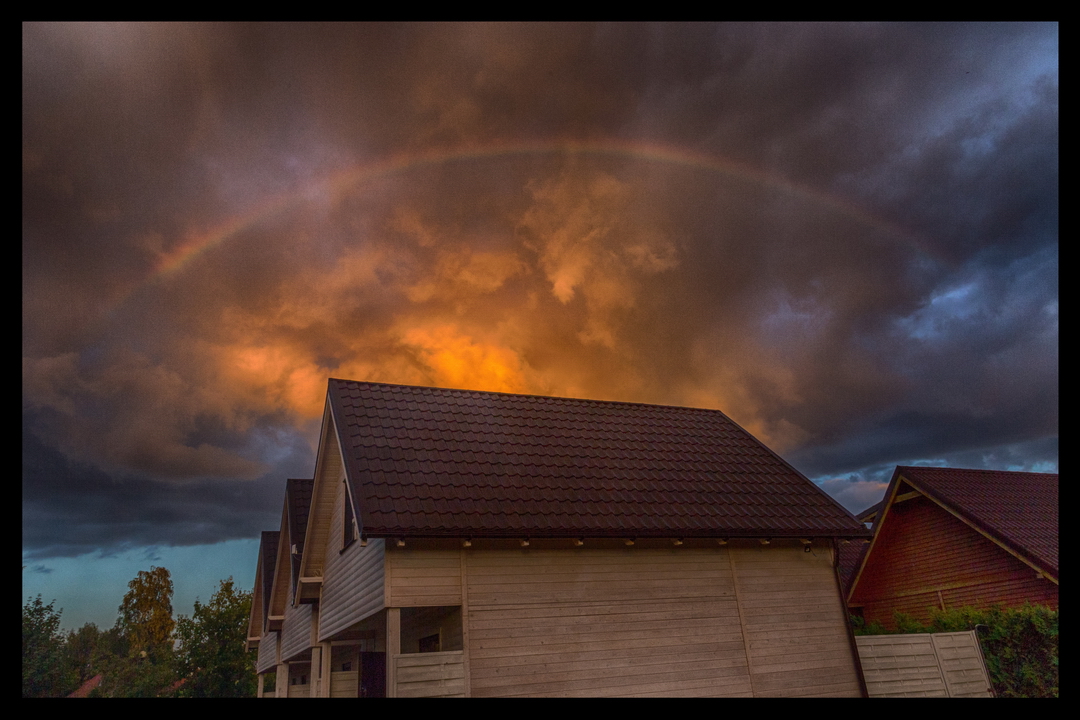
329 379 869 539
896 466 1058 575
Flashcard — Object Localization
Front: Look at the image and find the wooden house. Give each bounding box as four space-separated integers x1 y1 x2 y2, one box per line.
249 480 317 697
248 530 278 695
250 379 873 697
847 466 1058 629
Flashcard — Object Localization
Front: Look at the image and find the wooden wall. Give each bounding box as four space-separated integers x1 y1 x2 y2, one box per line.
317 472 386 640
730 543 863 697
384 539 861 697
256 631 279 674
394 651 466 698
850 496 1058 628
280 600 313 661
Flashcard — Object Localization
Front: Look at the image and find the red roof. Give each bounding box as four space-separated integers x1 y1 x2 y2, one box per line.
67 673 103 698
837 539 870 594
328 379 870 539
893 466 1058 577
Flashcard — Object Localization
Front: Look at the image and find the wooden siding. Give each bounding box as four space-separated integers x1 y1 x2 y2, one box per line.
330 671 358 698
280 601 314 661
317 470 386 640
856 631 993 697
286 661 312 698
387 549 463 607
450 542 858 697
730 543 862 698
851 496 1058 628
394 651 466 697
256 631 279 674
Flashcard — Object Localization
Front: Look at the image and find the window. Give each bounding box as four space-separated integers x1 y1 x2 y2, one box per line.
400 606 463 654
418 633 441 653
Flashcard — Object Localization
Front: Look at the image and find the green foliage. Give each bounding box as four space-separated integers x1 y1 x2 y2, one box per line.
117 566 175 660
852 603 1058 697
91 653 181 698
64 622 105 687
23 568 257 697
91 566 180 697
849 614 887 636
23 595 77 697
173 577 257 697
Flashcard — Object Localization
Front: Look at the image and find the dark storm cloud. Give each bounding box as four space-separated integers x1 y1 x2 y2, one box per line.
21 421 314 559
23 22 1056 558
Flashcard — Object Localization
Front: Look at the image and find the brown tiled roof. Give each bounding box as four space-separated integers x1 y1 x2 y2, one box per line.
286 479 314 593
258 530 279 623
895 466 1058 577
837 540 870 594
328 379 870 539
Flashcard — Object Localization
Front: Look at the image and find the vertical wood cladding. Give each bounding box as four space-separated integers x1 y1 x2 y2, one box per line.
851 496 1057 628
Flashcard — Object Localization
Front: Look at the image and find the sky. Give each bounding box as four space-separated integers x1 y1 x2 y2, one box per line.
23 22 1058 632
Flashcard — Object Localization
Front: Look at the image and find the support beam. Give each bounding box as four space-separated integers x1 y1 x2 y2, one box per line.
319 642 332 697
275 662 288 698
309 645 322 697
387 607 400 698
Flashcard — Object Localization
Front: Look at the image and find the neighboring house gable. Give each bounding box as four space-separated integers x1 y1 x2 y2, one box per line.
250 530 282 696
247 531 278 653
847 466 1058 628
257 379 873 697
277 480 315 664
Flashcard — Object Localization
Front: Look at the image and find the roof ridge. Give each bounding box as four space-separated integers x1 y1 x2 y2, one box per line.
328 377 747 417
898 464 1058 477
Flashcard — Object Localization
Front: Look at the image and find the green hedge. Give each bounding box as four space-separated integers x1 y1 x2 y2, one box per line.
851 604 1058 698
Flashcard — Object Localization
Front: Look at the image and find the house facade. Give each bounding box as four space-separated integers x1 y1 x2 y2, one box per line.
847 466 1058 629
250 379 872 697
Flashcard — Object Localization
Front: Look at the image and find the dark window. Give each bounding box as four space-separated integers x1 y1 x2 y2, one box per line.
341 661 352 672
419 633 441 653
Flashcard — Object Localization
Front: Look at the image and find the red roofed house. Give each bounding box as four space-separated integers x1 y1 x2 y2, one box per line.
252 379 872 697
847 466 1058 629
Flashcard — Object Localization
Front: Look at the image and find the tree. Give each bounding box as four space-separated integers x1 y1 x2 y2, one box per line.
64 622 104 688
174 577 257 697
92 566 180 697
63 622 128 691
117 566 175 660
23 595 76 697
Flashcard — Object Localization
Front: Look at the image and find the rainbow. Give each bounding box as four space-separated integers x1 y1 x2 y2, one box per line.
133 138 934 298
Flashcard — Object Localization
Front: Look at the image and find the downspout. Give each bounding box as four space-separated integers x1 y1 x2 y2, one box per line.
833 537 869 698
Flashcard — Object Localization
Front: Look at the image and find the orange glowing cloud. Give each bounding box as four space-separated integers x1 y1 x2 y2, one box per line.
397 324 534 394
223 344 328 419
